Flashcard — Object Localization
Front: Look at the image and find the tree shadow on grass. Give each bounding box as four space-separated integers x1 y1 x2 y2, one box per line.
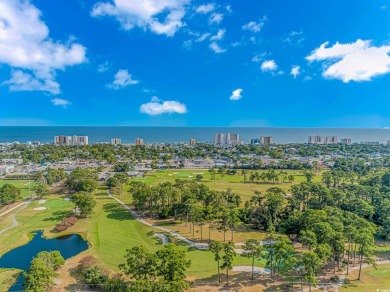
42 210 72 222
103 203 135 221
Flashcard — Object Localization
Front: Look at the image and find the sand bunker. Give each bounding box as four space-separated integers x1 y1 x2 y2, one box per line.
192 172 204 175
38 200 46 204
233 266 271 274
168 174 173 176
34 207 47 211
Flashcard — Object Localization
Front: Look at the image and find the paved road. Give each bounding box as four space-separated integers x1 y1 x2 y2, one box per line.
0 199 33 235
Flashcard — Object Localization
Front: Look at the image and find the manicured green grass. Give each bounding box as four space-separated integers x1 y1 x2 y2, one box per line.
0 180 38 198
66 189 265 278
120 169 322 204
0 269 21 291
0 187 268 283
341 264 390 291
0 196 73 255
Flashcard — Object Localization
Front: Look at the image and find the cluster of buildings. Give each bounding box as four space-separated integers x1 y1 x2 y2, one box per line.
54 135 89 146
214 133 243 146
307 136 354 145
250 136 273 146
308 136 339 145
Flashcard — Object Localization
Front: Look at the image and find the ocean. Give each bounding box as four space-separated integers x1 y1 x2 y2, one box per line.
0 127 389 144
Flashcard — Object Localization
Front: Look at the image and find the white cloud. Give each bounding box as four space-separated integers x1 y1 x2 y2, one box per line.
242 17 266 33
91 0 189 37
252 53 267 63
284 30 304 45
230 88 243 101
290 65 300 78
2 71 60 94
209 42 226 54
107 69 139 89
51 98 71 107
210 29 225 41
195 3 215 14
195 33 211 42
209 12 223 24
98 61 110 73
140 98 187 115
0 0 87 94
261 60 278 72
226 5 232 13
306 39 390 82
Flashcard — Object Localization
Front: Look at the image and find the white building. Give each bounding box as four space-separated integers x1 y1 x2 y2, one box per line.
341 138 352 145
72 136 89 145
111 138 121 145
214 133 225 146
308 136 337 144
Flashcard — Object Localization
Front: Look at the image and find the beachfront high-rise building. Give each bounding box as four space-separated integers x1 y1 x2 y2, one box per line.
54 136 72 146
251 138 261 145
226 133 240 145
214 133 225 146
111 138 121 145
214 133 242 146
135 138 144 145
260 136 272 145
341 138 352 145
308 136 337 144
189 138 196 145
73 135 89 145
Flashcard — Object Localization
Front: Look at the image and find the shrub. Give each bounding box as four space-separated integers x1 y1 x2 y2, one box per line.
55 216 78 232
78 256 97 271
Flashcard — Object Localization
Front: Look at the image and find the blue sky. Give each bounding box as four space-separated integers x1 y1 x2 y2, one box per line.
1 0 390 127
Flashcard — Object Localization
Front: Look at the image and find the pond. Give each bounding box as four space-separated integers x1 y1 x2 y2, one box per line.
0 230 89 291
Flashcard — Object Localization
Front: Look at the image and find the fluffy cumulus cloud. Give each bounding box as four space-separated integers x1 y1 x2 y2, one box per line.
107 69 139 89
209 42 226 53
210 29 225 41
242 17 266 33
290 65 300 78
51 98 71 107
91 0 189 37
261 60 278 72
209 12 223 24
307 39 390 82
140 98 187 115
195 3 215 14
230 88 243 101
0 0 87 94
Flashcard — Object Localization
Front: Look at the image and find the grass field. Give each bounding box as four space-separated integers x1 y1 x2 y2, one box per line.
341 264 390 291
0 269 21 291
117 169 323 205
0 180 38 198
0 187 266 285
0 196 74 255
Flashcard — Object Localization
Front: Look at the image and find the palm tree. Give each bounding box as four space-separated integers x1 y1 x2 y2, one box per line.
221 241 236 285
242 239 263 280
209 241 223 285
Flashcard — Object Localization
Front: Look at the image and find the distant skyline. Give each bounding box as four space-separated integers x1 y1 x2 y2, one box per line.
1 0 390 127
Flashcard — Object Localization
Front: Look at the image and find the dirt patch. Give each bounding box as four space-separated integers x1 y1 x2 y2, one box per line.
233 266 271 275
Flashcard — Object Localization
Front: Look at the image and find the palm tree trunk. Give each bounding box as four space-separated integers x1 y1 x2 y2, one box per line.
209 221 211 243
358 248 363 280
217 259 220 285
200 224 203 242
347 240 350 275
251 255 254 280
226 269 229 285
